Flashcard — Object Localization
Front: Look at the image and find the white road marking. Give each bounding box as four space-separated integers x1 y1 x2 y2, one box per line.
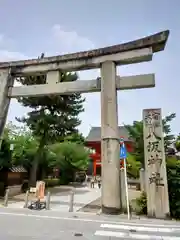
95 230 180 239
0 211 180 230
95 231 125 238
101 223 179 233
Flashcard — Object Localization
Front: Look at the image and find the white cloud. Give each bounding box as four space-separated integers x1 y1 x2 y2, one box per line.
0 50 27 62
0 34 28 61
0 35 31 125
51 24 100 136
52 24 95 53
0 27 100 136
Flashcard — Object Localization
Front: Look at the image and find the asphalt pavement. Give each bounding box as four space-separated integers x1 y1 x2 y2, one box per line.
0 207 180 239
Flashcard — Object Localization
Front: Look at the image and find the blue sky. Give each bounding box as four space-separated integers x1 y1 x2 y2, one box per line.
0 0 179 136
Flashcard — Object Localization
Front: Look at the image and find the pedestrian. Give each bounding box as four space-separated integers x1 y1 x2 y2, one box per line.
90 177 95 188
97 178 101 189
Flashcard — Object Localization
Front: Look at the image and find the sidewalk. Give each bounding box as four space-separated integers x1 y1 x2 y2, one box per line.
6 185 101 212
50 186 101 212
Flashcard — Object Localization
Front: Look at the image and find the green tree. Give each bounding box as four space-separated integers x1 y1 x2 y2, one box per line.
12 128 38 173
50 142 89 184
163 113 176 150
65 132 85 144
127 153 141 178
0 122 22 169
125 121 144 166
16 70 85 186
174 134 180 152
0 139 11 169
167 161 180 219
125 113 176 167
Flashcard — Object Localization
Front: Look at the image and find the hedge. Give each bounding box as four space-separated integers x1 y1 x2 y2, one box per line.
44 178 60 187
135 160 180 219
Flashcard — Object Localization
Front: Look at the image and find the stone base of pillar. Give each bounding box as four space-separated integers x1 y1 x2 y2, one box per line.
147 213 171 220
101 205 121 215
140 168 146 192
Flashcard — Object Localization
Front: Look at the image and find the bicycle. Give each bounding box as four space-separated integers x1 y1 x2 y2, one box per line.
28 200 46 210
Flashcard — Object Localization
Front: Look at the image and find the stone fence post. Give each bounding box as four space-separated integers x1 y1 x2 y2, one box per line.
139 168 146 192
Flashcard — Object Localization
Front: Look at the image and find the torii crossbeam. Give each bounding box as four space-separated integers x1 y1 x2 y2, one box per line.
0 30 169 215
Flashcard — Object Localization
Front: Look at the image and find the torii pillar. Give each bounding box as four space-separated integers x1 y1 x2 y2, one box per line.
101 61 120 213
0 70 14 147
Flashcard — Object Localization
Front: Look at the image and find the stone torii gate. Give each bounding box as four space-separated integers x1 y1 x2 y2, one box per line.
0 30 169 214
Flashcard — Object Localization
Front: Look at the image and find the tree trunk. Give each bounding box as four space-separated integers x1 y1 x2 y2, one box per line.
41 168 46 180
29 159 39 187
37 165 46 181
29 140 45 187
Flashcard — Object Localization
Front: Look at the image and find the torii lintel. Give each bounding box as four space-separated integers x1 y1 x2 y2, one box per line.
0 30 169 75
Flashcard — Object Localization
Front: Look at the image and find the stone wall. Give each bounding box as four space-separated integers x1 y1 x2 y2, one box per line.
8 185 22 197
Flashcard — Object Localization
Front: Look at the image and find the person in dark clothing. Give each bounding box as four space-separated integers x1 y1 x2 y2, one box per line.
90 177 95 188
97 179 101 189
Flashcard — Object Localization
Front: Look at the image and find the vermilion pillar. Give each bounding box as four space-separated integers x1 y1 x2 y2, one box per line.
93 159 96 176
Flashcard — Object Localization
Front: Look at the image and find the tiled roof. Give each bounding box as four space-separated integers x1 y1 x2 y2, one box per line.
9 166 27 173
86 126 131 142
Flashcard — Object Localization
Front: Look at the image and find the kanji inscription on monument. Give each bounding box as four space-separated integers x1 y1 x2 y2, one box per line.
143 108 170 218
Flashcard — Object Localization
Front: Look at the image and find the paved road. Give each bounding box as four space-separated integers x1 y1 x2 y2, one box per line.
0 208 180 239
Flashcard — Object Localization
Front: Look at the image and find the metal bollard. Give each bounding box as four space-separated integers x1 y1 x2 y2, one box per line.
46 191 51 210
4 188 9 207
24 190 29 208
69 190 74 212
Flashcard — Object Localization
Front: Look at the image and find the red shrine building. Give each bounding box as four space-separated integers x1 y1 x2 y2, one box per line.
85 126 134 176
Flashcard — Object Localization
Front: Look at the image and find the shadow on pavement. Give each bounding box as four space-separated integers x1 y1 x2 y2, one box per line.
77 197 101 213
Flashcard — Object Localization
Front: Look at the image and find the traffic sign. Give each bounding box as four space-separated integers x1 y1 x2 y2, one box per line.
120 142 127 159
119 137 124 144
119 138 130 220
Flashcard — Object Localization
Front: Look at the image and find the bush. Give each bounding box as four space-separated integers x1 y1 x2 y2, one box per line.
135 191 147 215
167 163 180 219
58 178 70 185
135 161 180 219
45 178 60 187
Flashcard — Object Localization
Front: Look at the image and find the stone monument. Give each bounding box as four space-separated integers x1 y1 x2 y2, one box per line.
143 108 170 218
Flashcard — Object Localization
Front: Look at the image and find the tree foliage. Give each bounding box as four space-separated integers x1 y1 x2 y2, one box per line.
16 72 85 143
0 139 11 169
125 121 144 167
0 122 24 169
167 161 180 219
65 132 85 144
12 129 38 171
163 113 176 150
174 134 180 152
127 153 141 178
50 142 89 170
15 66 85 186
137 159 180 219
49 142 89 184
0 122 88 185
